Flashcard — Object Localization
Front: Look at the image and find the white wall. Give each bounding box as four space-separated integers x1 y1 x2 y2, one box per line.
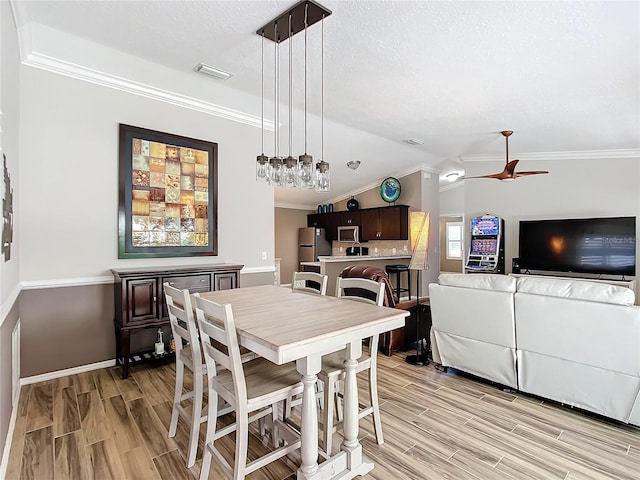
19 66 274 281
439 182 464 215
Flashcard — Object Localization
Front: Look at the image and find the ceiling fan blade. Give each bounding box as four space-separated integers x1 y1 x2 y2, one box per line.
514 170 549 177
464 172 508 180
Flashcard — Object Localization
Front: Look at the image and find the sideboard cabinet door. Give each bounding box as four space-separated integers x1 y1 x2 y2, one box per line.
127 278 157 324
214 272 238 291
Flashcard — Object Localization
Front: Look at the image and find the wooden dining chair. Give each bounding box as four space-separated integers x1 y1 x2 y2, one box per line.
195 295 303 480
291 271 328 295
318 277 386 455
164 283 209 468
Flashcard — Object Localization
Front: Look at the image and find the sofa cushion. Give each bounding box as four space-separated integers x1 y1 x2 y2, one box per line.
438 273 516 293
516 277 635 306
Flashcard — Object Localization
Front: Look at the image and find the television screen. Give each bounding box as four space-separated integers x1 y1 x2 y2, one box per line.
518 217 636 276
471 217 500 236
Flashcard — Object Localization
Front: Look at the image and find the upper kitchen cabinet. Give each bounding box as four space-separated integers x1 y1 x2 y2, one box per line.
360 205 409 241
308 211 361 241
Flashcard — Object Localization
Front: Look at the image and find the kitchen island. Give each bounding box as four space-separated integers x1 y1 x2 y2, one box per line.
302 255 411 297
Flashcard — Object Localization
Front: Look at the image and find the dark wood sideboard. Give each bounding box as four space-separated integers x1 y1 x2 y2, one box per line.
112 264 243 378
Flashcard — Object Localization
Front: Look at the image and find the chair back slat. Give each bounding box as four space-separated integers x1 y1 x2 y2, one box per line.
164 283 201 361
336 277 385 306
292 271 328 295
195 295 248 404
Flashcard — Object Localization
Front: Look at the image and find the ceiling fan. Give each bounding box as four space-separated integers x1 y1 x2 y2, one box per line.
466 130 549 181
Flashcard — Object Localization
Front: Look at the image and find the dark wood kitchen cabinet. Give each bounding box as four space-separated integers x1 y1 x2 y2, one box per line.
112 264 242 378
360 205 409 241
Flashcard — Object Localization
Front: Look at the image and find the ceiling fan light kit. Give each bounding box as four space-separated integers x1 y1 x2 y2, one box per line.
255 0 332 192
466 130 549 181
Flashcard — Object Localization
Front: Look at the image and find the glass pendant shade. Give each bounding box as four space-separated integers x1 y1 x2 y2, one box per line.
269 156 284 186
283 156 298 187
297 154 315 189
256 154 269 182
315 160 330 192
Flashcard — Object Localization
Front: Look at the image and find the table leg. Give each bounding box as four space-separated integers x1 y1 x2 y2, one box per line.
296 355 321 480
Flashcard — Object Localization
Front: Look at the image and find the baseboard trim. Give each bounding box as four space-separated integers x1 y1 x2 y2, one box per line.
0 384 21 480
20 359 117 386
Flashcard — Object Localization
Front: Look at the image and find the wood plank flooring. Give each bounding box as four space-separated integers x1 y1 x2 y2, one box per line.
6 350 640 479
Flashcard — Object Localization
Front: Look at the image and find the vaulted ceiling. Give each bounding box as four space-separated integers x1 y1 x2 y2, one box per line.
12 1 640 206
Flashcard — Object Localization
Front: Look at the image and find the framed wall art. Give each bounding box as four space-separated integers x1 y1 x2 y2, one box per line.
118 124 218 258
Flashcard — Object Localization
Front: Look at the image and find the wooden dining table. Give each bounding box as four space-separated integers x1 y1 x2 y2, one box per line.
198 284 409 480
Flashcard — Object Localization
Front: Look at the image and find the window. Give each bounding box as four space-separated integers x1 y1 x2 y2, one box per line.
446 222 463 260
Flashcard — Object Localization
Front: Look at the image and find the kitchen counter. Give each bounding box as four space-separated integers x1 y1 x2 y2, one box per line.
311 255 412 296
317 255 411 262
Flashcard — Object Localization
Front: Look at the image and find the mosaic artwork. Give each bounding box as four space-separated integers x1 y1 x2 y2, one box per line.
130 139 209 247
118 124 217 258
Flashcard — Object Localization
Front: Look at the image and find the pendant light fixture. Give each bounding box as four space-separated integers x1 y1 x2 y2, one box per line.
256 30 269 182
268 21 284 187
283 13 298 188
256 0 332 191
315 13 329 192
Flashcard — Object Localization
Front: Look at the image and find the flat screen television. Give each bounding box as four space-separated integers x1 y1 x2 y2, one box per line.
518 216 636 276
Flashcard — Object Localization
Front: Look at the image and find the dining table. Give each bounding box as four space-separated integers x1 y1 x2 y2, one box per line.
198 284 409 480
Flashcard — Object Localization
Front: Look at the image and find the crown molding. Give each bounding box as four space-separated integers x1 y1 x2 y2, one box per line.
461 149 640 162
275 203 315 210
22 51 274 131
14 17 274 131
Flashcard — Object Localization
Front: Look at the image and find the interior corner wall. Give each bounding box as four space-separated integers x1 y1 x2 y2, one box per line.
463 157 640 296
0 0 22 461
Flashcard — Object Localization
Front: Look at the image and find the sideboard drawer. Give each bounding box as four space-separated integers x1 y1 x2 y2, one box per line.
162 274 211 291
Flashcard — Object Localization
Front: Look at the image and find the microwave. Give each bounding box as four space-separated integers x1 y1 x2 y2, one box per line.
337 225 359 243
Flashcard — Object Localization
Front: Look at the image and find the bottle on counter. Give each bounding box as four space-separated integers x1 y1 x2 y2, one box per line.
155 328 165 355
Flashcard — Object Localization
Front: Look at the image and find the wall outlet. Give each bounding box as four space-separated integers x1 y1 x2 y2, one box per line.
261 251 267 260
403 244 408 252
392 247 397 255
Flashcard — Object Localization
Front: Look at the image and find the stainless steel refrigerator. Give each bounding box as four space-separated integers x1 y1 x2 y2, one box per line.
298 227 331 266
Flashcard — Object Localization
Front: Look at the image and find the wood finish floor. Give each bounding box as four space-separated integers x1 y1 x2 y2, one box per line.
6 350 640 479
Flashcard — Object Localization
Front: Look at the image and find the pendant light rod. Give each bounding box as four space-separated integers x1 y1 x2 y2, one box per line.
321 13 324 162
289 13 293 156
304 3 308 154
274 21 278 157
261 31 265 154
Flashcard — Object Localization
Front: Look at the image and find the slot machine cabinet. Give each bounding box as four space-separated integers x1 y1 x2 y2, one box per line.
465 215 505 274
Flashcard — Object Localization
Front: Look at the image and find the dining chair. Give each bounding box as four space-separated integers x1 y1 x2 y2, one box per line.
195 295 303 480
291 271 328 295
164 285 256 468
318 276 386 455
164 283 209 468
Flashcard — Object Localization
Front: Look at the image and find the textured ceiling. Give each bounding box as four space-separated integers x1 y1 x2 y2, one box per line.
15 0 640 205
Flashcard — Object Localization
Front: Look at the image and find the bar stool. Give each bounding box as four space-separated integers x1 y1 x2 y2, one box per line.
385 264 411 300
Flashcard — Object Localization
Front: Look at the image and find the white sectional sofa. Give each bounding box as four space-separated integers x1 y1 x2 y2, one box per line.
429 273 640 426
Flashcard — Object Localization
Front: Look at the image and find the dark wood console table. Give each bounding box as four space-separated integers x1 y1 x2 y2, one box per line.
112 263 243 378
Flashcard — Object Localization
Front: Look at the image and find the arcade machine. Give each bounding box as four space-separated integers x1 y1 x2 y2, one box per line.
465 214 505 274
